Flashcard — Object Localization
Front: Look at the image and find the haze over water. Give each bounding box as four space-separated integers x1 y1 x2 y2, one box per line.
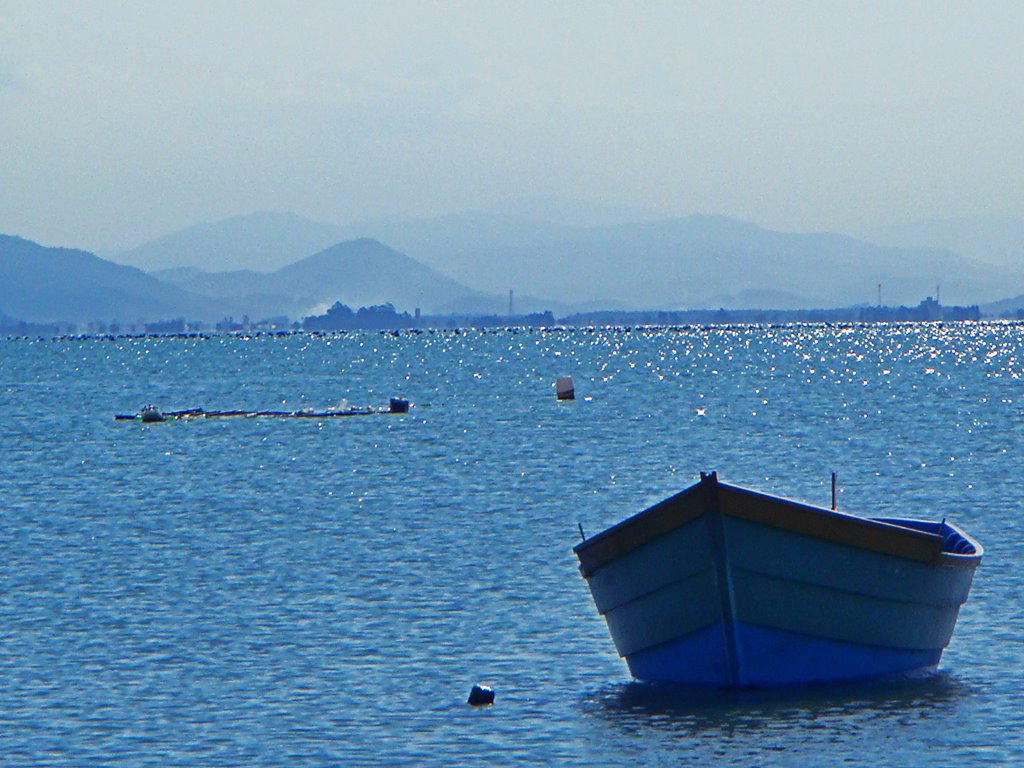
1 323 1022 765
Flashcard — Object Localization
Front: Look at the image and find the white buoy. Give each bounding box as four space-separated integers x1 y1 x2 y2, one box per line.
556 376 575 400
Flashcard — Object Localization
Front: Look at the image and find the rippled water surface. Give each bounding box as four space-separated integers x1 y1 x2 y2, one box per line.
2 324 1023 765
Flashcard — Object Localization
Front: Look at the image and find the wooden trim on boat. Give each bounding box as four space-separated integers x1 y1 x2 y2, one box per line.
936 550 984 568
574 484 706 577
718 484 945 565
574 473 968 576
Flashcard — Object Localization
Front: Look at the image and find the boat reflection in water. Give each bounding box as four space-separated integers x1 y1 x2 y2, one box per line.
574 472 982 688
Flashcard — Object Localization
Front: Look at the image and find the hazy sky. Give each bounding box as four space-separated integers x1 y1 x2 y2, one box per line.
1 1 1022 251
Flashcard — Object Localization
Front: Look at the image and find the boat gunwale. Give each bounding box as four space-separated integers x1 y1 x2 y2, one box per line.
872 516 984 566
575 476 981 577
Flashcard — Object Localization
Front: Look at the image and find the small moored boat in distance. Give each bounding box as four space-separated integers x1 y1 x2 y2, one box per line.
574 471 982 688
139 404 166 423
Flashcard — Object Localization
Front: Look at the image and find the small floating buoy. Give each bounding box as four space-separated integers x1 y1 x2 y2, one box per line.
389 397 410 414
556 376 575 400
467 683 495 706
140 404 166 423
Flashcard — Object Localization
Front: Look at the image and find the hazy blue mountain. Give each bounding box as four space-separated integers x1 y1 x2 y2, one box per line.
148 266 306 323
129 209 1021 312
481 196 666 228
332 210 661 304
554 215 999 308
117 204 661 275
333 211 585 278
150 267 272 298
115 211 347 273
863 216 1024 268
150 238 499 317
342 212 1010 308
0 235 222 323
270 238 491 315
980 293 1024 317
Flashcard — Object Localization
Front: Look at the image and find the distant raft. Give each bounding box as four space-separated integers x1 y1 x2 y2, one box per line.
115 398 411 421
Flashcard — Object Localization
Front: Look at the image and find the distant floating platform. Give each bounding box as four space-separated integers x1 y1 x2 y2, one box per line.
115 399 410 422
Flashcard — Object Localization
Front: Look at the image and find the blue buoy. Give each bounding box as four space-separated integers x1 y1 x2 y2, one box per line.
389 397 410 414
467 684 495 706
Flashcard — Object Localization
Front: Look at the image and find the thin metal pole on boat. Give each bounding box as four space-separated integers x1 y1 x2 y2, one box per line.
831 471 837 511
578 522 586 542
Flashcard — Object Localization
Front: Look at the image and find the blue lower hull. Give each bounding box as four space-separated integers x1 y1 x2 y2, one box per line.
626 622 942 688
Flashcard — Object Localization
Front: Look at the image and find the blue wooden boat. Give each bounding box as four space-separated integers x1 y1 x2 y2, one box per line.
573 472 982 688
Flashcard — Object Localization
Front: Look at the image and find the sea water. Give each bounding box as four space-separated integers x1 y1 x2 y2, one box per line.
0 324 1022 766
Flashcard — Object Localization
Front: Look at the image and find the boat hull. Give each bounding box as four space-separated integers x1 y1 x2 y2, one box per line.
574 473 982 688
625 620 942 688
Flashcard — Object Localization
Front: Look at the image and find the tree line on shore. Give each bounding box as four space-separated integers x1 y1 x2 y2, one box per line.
0 296 987 337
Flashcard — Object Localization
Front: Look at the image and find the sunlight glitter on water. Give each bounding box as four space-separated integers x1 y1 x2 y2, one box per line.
1 323 1023 765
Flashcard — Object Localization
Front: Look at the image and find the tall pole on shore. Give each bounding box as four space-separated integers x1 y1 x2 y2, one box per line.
508 289 514 318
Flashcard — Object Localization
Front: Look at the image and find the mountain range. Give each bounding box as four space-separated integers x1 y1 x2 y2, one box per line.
151 238 495 320
0 235 505 325
860 215 1024 314
337 213 1024 308
116 211 348 273
4 209 1024 328
863 215 1024 268
0 235 220 323
116 210 1024 310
